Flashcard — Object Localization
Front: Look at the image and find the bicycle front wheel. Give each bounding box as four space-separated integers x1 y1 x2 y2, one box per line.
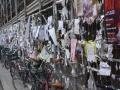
12 68 29 90
10 62 15 77
5 60 11 69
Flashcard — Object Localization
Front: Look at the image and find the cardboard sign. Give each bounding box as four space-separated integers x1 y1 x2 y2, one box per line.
104 0 120 44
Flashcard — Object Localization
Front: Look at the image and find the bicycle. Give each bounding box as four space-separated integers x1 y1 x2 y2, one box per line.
5 49 19 69
11 56 48 90
10 56 20 77
11 56 29 90
27 59 53 90
96 83 120 90
1 47 12 69
30 69 73 90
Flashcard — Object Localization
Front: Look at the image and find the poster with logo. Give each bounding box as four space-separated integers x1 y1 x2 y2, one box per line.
104 0 120 44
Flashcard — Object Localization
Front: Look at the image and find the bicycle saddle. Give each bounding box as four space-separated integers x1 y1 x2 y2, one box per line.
53 58 60 62
53 79 64 89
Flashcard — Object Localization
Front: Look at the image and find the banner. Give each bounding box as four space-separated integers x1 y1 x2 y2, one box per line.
104 0 120 44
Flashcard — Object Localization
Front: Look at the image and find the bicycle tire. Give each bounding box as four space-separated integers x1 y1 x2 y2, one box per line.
12 72 21 90
10 62 15 77
31 72 47 90
1 60 5 67
31 82 45 90
5 60 11 69
20 71 28 87
12 69 29 90
0 58 3 63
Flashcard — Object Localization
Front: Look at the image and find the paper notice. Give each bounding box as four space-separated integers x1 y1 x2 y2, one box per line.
74 0 83 17
58 20 63 30
87 44 95 62
74 19 80 34
99 62 111 76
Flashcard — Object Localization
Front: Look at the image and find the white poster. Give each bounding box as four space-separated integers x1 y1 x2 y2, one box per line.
74 0 83 17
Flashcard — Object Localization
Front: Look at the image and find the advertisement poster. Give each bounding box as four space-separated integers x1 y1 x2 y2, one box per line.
104 0 120 44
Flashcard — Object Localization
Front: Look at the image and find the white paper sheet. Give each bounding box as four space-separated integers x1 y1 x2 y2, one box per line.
64 32 70 47
48 27 57 45
65 49 70 59
44 25 49 41
93 4 97 17
38 26 45 41
88 76 93 89
58 20 63 30
33 26 37 38
74 19 80 34
61 39 65 49
35 26 40 38
61 28 66 35
62 6 68 20
47 16 52 26
78 0 83 16
87 44 95 62
99 62 111 76
87 55 95 62
39 46 51 62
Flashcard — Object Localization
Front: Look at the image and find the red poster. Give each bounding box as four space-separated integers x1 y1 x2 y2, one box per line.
104 0 120 44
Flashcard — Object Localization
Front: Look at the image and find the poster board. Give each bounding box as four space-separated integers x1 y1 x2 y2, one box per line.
104 0 120 44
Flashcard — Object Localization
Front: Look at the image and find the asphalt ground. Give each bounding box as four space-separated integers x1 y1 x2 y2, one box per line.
0 63 29 90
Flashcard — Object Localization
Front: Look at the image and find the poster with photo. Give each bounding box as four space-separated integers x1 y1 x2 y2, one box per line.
104 0 120 44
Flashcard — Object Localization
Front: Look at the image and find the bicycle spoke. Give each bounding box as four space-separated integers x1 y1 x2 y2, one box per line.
12 72 29 90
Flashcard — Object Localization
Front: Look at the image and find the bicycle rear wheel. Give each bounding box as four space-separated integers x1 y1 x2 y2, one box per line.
31 82 45 90
31 73 47 90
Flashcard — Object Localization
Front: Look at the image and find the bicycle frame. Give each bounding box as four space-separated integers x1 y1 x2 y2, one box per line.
96 83 119 90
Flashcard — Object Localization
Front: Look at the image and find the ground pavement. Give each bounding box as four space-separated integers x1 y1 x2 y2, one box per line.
0 63 30 90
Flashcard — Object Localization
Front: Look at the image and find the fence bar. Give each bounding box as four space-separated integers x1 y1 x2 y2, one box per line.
9 0 12 20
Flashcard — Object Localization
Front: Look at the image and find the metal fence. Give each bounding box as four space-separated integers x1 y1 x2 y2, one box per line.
0 0 120 90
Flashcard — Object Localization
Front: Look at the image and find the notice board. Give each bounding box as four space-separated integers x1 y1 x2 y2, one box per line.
104 0 120 44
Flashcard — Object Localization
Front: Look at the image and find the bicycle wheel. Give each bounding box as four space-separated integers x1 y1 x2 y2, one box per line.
5 60 11 69
1 59 5 67
0 57 3 63
20 71 28 87
10 62 15 77
31 82 45 90
12 65 29 90
31 72 47 90
12 71 22 90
